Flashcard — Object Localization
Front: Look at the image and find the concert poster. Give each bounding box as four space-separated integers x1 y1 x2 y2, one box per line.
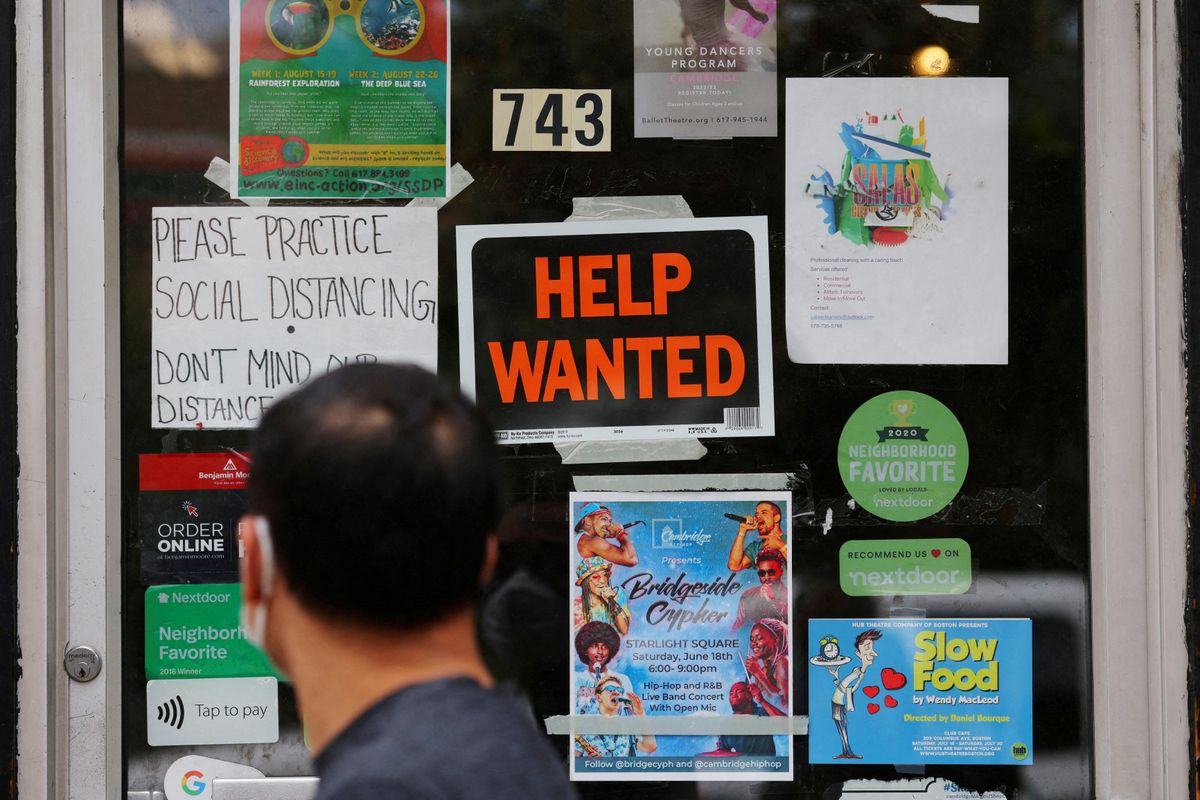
569 491 793 781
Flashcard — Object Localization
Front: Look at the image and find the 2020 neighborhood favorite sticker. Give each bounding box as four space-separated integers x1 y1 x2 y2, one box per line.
807 618 1032 765
785 78 1008 364
231 0 449 198
458 218 774 445
570 492 792 781
837 391 968 522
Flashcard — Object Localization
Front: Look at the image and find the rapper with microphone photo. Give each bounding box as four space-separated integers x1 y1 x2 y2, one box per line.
726 501 789 572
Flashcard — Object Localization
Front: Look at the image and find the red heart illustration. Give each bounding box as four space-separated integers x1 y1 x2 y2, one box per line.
862 685 880 698
881 668 907 690
885 695 898 708
931 549 941 558
867 703 880 715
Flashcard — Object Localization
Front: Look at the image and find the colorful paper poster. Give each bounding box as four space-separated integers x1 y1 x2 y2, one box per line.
837 391 969 522
569 492 793 781
457 218 774 445
140 453 252 583
785 78 1008 364
230 0 449 199
807 618 1032 765
634 0 777 138
151 207 437 429
145 585 278 679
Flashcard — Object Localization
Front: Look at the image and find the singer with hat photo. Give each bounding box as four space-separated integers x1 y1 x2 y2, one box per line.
573 556 632 634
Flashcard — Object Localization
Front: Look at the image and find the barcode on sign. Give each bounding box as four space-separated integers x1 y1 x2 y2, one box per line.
723 407 761 431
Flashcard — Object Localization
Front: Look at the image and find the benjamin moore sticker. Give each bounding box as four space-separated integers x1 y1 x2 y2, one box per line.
840 539 971 596
164 755 264 800
147 677 278 746
140 452 250 583
807 618 1032 765
145 585 278 679
838 391 967 522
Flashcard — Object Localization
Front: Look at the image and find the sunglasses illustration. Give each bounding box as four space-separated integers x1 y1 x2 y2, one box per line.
266 0 426 57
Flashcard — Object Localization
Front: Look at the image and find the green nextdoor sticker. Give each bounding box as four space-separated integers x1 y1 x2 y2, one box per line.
838 391 968 522
840 538 972 595
145 585 277 679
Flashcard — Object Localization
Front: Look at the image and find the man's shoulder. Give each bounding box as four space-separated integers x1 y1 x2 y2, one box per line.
317 679 576 799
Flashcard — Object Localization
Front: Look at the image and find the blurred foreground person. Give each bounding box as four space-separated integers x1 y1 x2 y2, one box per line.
240 364 576 799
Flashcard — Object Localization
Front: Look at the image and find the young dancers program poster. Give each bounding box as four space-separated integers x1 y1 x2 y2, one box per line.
634 0 778 138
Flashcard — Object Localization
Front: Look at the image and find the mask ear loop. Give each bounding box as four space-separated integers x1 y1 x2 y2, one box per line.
255 516 276 597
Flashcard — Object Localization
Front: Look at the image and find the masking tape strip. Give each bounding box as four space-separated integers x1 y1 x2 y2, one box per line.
572 473 793 491
408 162 475 208
554 195 706 464
566 194 695 221
204 158 473 208
205 157 271 207
556 439 708 464
920 5 980 23
543 714 808 736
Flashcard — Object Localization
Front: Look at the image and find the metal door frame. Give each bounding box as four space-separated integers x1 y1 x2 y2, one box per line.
16 0 122 796
12 0 1192 796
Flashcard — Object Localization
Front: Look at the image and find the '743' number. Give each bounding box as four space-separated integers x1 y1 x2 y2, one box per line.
493 89 611 152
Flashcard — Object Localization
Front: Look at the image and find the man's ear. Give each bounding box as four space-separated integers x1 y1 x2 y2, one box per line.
479 535 500 587
240 514 266 605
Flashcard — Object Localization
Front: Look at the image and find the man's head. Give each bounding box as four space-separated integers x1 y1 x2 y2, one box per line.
728 681 755 713
243 364 501 636
595 675 626 714
753 501 783 536
575 504 614 537
575 622 621 668
855 629 883 667
754 548 785 586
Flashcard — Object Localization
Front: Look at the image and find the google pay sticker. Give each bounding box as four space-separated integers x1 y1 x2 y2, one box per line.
145 585 278 680
840 538 971 596
838 391 968 522
165 755 264 800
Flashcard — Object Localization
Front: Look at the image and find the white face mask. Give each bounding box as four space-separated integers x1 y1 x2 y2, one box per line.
240 516 277 657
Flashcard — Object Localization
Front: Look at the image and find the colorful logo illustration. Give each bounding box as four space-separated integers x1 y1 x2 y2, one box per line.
181 500 200 518
807 110 952 248
265 0 425 56
181 769 206 796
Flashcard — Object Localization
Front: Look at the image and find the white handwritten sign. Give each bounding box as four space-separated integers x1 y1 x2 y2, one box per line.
151 207 438 429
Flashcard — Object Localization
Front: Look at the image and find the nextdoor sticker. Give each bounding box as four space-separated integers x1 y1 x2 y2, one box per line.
839 539 971 596
145 585 278 680
837 391 967 522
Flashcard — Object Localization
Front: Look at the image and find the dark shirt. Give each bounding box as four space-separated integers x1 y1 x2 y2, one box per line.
716 705 777 756
314 677 577 800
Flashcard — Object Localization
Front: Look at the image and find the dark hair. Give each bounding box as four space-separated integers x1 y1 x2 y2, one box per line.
855 629 883 651
756 500 782 521
248 364 501 629
756 547 786 567
574 621 621 665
